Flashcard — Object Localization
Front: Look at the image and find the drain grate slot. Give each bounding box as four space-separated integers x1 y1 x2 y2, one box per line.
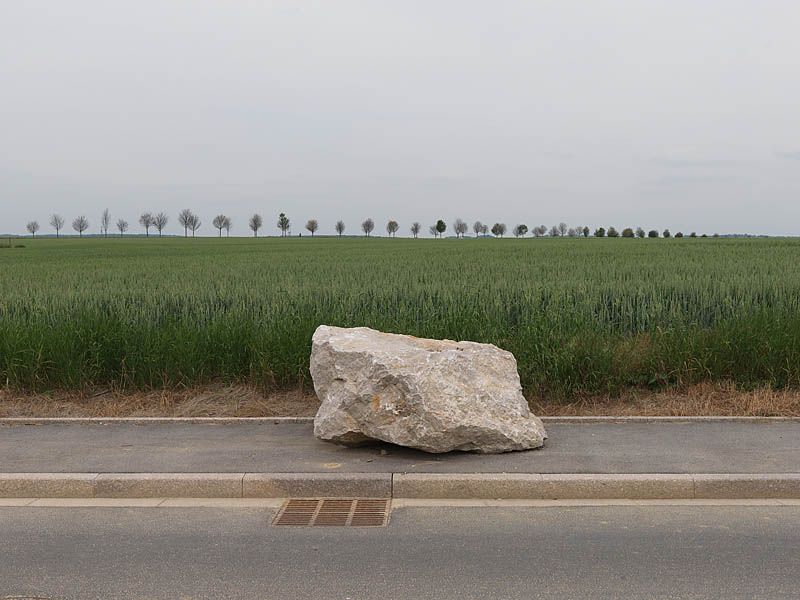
273 498 390 527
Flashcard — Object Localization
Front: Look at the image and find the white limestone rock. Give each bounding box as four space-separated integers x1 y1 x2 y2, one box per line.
311 325 547 453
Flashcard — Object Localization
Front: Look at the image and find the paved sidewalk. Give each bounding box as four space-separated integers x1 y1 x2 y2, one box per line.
2 421 799 474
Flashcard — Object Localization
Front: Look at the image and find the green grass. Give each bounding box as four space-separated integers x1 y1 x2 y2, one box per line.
2 236 800 397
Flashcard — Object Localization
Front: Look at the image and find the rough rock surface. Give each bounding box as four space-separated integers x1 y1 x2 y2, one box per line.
311 325 547 453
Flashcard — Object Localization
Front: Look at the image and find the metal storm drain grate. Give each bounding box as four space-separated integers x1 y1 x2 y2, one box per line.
273 498 390 527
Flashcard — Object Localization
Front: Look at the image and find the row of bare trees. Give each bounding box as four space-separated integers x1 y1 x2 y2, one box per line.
23 211 703 239
34 211 171 238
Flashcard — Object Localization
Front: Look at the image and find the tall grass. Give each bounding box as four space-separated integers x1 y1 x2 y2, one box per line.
2 236 800 397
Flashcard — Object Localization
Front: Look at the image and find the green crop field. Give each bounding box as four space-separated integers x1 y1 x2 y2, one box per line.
2 236 800 398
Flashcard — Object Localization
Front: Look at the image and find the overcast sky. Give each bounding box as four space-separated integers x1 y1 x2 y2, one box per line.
2 1 800 236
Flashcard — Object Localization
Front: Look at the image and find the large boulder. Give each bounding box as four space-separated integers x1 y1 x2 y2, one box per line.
311 325 547 453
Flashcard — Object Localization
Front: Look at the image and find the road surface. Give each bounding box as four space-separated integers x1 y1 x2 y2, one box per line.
2 503 799 599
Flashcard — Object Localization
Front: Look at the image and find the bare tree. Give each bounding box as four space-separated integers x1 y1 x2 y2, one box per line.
480 223 489 237
188 214 201 237
50 214 65 238
386 220 399 237
335 220 345 237
212 214 227 237
139 212 155 237
429 224 438 238
410 222 421 238
361 218 374 237
72 216 89 237
491 223 506 237
305 219 319 237
558 222 568 236
249 214 263 237
26 221 40 238
473 221 483 237
549 225 560 237
117 218 128 237
153 212 168 237
277 212 290 237
636 227 645 238
567 227 577 237
453 218 468 238
223 216 232 237
178 209 194 237
513 224 528 237
101 208 111 237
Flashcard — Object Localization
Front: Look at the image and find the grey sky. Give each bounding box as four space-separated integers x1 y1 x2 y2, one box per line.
2 1 799 236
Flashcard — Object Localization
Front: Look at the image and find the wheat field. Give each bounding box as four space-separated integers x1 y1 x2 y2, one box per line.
2 236 800 398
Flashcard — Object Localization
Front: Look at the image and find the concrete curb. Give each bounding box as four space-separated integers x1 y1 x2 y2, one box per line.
243 473 391 498
2 472 800 500
2 416 800 425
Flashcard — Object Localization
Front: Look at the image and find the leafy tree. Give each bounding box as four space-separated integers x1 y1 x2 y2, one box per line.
335 220 345 237
648 229 659 238
594 227 606 237
621 227 635 238
50 214 65 238
101 208 111 237
690 232 697 238
663 229 671 238
410 222 421 238
435 219 447 237
116 218 128 237
277 213 291 237
701 233 708 238
140 212 155 237
305 219 319 237
582 226 590 238
513 224 528 237
361 218 375 237
178 209 194 237
154 212 169 237
675 231 684 238
636 227 645 238
249 214 263 237
386 220 399 237
72 216 89 237
491 222 506 237
607 226 619 238
26 221 40 238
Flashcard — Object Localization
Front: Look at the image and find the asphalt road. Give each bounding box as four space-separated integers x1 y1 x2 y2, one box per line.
2 504 799 599
4 421 800 473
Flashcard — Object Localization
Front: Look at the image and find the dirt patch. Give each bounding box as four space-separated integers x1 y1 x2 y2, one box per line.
0 385 320 418
529 381 800 417
1 381 799 418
